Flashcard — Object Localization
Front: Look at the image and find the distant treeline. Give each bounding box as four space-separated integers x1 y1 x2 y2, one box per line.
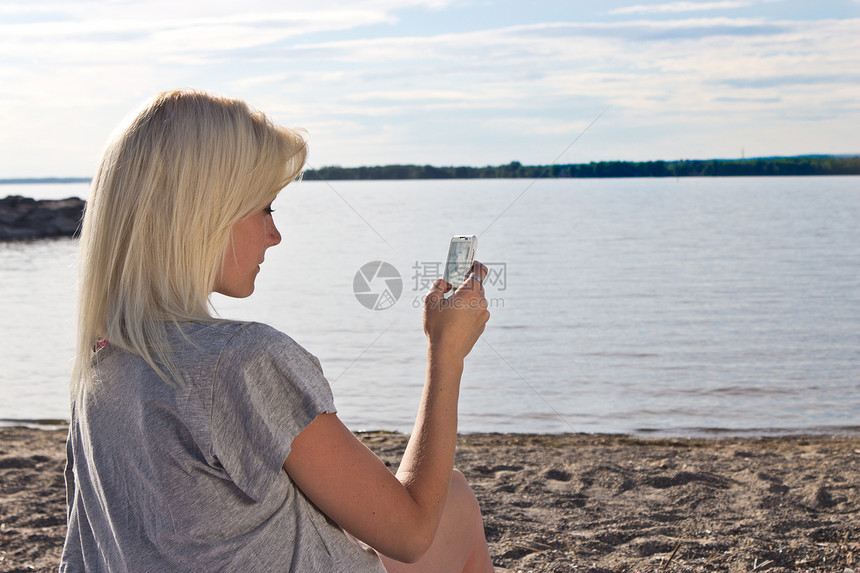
2 156 858 185
303 156 860 180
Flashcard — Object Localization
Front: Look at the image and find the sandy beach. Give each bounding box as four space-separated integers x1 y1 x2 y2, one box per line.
0 427 857 572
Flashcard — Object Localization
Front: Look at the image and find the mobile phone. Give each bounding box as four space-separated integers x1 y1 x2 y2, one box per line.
443 235 477 296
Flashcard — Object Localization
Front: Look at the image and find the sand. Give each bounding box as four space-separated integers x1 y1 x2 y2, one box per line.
0 426 857 572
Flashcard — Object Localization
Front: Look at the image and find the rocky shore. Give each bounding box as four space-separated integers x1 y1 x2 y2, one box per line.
0 196 85 241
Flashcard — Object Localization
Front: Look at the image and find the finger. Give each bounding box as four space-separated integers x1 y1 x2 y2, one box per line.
424 279 450 308
460 261 488 293
469 260 488 281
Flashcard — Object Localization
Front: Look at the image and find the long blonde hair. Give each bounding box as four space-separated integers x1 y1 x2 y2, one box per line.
73 89 307 394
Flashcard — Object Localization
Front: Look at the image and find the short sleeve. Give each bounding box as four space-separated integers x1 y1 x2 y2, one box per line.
210 323 336 502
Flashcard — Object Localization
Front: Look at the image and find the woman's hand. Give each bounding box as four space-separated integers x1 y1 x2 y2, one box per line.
422 261 491 361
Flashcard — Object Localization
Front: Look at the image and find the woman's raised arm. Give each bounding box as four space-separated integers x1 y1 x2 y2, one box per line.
283 265 490 563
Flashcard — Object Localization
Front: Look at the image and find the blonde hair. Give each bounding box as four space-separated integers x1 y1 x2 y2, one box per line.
73 89 307 394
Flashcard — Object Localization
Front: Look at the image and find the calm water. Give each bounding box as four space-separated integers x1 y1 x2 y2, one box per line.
1 177 858 436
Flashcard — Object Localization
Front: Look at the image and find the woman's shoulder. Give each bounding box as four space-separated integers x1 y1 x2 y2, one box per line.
182 319 280 341
207 321 329 394
216 320 298 347
197 321 315 363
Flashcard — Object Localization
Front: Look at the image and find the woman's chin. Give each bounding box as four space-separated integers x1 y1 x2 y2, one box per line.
213 283 255 299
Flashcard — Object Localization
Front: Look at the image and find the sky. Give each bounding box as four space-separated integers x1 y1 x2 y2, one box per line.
0 0 858 177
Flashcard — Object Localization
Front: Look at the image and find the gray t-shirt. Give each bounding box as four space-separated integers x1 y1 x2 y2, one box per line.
61 321 385 572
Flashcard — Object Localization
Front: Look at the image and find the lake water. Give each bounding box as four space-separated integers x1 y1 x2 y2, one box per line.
1 177 858 436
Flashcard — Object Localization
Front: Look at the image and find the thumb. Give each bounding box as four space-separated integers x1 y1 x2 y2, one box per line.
424 279 450 309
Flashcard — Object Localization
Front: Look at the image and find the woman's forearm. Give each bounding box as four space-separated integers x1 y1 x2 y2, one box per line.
394 347 464 547
392 269 489 553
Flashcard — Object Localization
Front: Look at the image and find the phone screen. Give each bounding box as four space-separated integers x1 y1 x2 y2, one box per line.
444 235 477 291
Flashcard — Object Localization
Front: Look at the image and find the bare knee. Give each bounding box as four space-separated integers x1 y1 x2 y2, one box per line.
449 469 482 520
450 469 473 500
380 470 491 572
450 470 493 572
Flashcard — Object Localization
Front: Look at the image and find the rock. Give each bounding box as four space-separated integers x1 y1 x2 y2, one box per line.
0 195 85 240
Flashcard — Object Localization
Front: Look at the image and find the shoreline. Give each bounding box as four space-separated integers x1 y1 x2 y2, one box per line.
4 155 860 183
1 427 857 572
4 418 860 439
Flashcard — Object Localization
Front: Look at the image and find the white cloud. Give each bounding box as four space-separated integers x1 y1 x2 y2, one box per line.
284 15 860 161
0 11 393 65
608 1 754 15
0 1 858 174
0 0 453 22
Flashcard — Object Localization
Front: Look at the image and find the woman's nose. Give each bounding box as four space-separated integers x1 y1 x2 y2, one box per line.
267 219 281 247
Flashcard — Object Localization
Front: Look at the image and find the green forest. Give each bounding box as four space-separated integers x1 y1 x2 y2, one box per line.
303 156 860 180
2 156 859 186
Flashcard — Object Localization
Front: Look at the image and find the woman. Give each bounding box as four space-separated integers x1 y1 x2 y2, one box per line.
61 89 494 572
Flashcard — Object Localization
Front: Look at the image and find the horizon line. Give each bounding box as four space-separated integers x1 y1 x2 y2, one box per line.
2 154 858 184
